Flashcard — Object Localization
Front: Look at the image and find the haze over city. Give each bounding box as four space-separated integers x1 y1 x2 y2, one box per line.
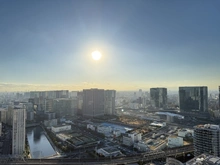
1 0 220 92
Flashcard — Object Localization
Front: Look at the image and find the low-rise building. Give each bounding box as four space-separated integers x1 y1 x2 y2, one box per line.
166 157 184 165
51 124 71 133
56 133 71 141
113 130 121 137
44 119 57 127
186 154 220 165
96 147 122 157
167 136 183 148
150 121 166 127
134 141 149 152
178 129 194 138
87 124 97 131
122 133 142 146
97 125 112 135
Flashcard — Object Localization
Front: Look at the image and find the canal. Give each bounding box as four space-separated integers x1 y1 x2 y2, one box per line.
26 126 56 158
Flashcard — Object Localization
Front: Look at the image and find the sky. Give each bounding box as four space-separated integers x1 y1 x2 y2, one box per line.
0 0 220 92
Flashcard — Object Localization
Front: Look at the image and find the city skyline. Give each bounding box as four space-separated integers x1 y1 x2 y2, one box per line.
1 0 220 92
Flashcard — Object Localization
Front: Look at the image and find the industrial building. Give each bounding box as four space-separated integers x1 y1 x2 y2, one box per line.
96 147 122 157
51 124 71 133
97 125 112 136
194 124 220 157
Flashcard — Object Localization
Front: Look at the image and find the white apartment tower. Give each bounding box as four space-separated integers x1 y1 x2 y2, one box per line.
194 124 220 157
12 108 26 155
104 90 116 115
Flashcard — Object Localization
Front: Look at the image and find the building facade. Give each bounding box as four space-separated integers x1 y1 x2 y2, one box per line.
83 89 105 117
167 136 183 148
12 108 26 155
52 98 77 117
0 122 2 136
51 125 71 133
179 86 208 112
104 90 116 115
194 124 220 157
150 88 167 109
0 108 7 123
219 86 220 110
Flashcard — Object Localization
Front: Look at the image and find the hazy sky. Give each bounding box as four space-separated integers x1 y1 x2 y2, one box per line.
1 0 220 92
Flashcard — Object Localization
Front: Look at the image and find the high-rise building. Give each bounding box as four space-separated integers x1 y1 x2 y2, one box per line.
194 124 220 156
29 90 69 110
44 99 53 112
219 86 220 110
0 108 7 123
52 98 77 117
138 89 143 98
0 122 2 136
104 90 116 115
179 86 208 112
12 108 26 155
6 106 13 126
77 91 83 115
83 89 105 117
150 88 167 109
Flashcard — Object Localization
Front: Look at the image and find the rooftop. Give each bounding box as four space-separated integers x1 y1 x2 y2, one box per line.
194 124 220 130
101 147 119 154
186 154 220 165
52 124 71 128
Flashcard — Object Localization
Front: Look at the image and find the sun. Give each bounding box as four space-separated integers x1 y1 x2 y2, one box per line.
91 51 102 61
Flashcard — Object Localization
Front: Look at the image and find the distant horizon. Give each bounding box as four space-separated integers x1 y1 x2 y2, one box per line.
1 1 220 93
0 83 219 93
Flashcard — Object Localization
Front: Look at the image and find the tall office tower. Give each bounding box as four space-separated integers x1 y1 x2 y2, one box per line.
194 124 220 156
12 108 26 155
44 99 53 112
104 90 116 115
219 86 220 110
0 122 2 136
0 108 7 123
138 89 143 98
179 86 208 112
77 91 83 115
83 89 105 117
6 106 13 126
150 88 167 109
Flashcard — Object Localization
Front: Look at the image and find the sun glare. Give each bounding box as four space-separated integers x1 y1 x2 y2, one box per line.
91 51 102 61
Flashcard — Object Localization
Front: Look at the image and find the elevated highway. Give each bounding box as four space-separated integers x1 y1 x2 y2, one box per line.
0 145 194 164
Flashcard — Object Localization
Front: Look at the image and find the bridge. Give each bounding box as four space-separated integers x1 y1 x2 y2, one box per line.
0 145 194 164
